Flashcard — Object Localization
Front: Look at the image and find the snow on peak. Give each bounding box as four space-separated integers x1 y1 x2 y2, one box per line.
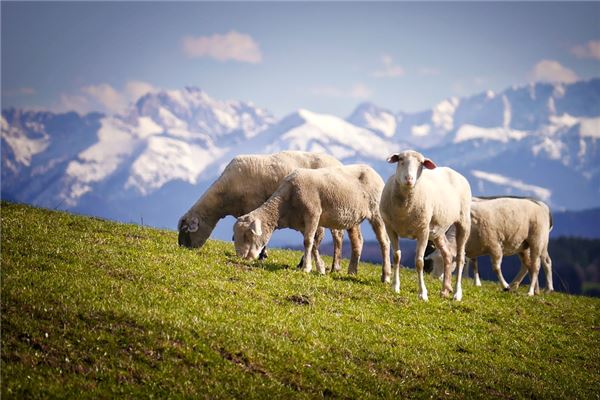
431 97 459 131
454 124 527 143
134 88 275 140
125 136 227 195
471 169 551 202
346 102 397 137
532 137 565 160
579 117 600 138
411 124 431 137
1 114 49 167
271 109 395 160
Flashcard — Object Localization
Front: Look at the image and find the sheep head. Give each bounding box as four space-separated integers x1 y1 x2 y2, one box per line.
387 150 436 189
178 213 212 248
233 215 272 260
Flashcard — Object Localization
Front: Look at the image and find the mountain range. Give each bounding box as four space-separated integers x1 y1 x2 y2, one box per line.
2 79 599 244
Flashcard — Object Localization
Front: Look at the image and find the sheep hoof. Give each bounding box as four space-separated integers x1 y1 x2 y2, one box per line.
258 247 268 260
544 288 554 294
381 274 391 284
453 292 463 301
440 289 451 298
418 293 429 301
503 286 510 292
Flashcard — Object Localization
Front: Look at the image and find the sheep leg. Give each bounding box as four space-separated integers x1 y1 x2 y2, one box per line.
330 229 344 273
471 258 482 287
527 246 542 296
490 251 510 290
510 251 530 290
347 225 363 275
301 219 320 274
386 226 401 293
415 236 429 301
542 249 554 293
312 227 327 275
369 215 392 283
433 235 453 298
453 221 470 301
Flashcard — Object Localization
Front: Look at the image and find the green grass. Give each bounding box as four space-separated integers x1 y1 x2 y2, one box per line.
2 201 599 399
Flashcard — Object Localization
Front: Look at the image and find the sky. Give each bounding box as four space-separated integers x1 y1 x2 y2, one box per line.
2 1 600 118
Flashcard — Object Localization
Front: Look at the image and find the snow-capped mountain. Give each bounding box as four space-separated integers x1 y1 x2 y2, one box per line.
2 80 599 243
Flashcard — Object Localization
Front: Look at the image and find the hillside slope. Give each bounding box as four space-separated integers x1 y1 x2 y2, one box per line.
1 202 599 398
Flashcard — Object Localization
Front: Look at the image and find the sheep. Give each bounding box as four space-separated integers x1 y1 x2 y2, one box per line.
380 150 471 301
177 151 353 271
233 164 392 281
424 196 554 295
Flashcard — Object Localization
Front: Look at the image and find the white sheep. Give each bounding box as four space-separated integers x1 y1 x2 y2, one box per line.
425 196 554 295
380 150 472 301
178 151 353 271
233 164 392 281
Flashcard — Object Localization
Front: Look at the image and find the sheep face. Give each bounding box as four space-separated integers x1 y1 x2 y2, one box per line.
178 213 212 248
233 217 271 260
387 150 436 189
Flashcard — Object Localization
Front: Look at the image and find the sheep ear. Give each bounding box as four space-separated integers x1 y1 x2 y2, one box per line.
250 219 262 236
187 217 199 232
422 159 437 169
387 154 400 163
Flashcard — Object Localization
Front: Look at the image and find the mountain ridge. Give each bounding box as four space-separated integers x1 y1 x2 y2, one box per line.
2 79 599 240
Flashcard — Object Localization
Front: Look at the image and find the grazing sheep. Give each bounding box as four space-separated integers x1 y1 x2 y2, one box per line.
233 164 391 281
178 151 352 271
380 150 471 301
425 196 554 295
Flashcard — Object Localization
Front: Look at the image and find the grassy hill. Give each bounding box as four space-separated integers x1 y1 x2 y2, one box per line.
2 202 599 399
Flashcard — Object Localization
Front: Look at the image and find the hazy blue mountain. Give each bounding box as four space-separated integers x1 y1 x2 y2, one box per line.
2 80 599 243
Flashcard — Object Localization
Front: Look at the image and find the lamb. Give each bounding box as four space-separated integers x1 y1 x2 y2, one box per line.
233 164 392 281
424 196 554 295
380 150 472 301
177 151 353 271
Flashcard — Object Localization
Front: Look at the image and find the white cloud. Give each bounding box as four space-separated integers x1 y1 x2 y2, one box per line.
571 40 600 60
310 83 372 99
56 93 94 114
530 60 579 84
182 31 262 63
372 55 405 78
82 84 127 114
125 81 156 102
55 80 157 115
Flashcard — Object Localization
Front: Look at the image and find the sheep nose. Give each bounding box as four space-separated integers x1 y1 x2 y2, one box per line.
405 177 414 185
178 230 192 248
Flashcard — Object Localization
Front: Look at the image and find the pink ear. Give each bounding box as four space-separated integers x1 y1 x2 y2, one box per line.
422 159 437 169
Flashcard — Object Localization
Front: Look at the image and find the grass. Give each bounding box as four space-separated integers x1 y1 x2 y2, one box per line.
2 201 599 399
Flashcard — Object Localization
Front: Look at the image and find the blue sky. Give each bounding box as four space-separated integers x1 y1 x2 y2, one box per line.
2 1 599 118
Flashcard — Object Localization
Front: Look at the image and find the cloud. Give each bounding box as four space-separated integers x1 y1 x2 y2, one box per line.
55 80 156 115
182 31 262 63
372 55 405 78
56 93 94 115
310 83 372 99
530 60 579 84
2 87 36 96
571 40 600 60
82 84 127 113
125 81 156 102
